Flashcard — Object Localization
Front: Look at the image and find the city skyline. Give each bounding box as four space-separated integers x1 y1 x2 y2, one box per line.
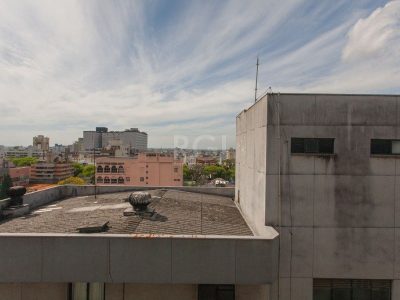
0 0 399 148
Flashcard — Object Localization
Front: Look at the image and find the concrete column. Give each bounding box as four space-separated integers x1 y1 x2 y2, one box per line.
392 280 400 300
0 283 20 300
236 284 270 300
105 283 124 300
269 278 312 300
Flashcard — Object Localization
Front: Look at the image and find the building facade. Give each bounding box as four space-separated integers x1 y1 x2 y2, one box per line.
8 167 30 186
236 93 400 300
95 153 183 186
33 135 50 151
30 163 74 183
83 127 148 152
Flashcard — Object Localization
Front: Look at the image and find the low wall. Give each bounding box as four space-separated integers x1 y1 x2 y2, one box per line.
0 185 235 212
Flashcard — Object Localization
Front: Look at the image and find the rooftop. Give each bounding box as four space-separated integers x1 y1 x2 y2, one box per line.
0 190 253 236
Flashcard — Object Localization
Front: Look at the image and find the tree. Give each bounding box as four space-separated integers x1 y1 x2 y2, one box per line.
183 164 191 181
11 157 38 167
57 176 86 185
72 163 84 177
0 174 13 199
82 165 95 184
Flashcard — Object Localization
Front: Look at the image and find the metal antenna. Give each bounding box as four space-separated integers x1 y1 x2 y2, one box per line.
255 56 259 102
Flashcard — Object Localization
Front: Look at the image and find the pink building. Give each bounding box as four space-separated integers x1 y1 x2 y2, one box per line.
9 167 30 186
95 153 183 186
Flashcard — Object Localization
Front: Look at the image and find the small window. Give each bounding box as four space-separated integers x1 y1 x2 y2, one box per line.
118 177 124 184
291 138 334 154
104 166 110 173
96 166 103 173
140 177 144 182
104 177 110 184
126 177 130 182
174 167 178 172
313 279 391 300
371 139 400 155
118 166 124 173
111 166 118 173
111 178 117 184
198 285 235 300
97 176 103 183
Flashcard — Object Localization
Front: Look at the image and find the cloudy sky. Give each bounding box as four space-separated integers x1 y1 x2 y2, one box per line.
0 0 399 149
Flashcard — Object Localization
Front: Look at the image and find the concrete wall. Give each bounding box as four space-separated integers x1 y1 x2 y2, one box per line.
236 97 267 235
0 185 235 212
0 283 68 300
236 93 400 300
0 283 270 300
0 234 278 285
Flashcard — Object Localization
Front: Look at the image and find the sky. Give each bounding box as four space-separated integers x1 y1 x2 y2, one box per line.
0 0 399 149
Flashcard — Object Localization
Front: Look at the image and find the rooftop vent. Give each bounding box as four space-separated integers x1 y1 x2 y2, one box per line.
127 192 154 216
6 186 26 206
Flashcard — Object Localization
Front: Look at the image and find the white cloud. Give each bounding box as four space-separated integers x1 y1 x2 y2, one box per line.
342 1 400 62
0 0 398 147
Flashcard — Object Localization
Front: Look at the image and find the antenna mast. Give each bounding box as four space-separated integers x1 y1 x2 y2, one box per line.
255 56 259 102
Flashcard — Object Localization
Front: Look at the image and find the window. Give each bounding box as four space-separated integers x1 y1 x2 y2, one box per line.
174 179 180 181
96 166 103 173
313 279 391 300
111 178 117 184
70 282 104 300
118 177 124 184
198 285 235 300
174 167 178 172
104 166 110 173
371 139 400 155
126 177 130 182
140 177 144 182
111 166 117 173
104 177 110 184
291 138 334 154
118 166 124 173
97 176 103 183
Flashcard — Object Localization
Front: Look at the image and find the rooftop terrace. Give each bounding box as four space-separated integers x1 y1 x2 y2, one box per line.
0 189 253 236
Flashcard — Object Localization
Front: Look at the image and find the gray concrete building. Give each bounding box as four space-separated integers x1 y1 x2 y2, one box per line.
236 93 400 300
83 127 148 152
0 185 278 300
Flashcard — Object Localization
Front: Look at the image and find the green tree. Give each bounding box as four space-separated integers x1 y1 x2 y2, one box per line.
72 163 84 177
82 165 95 184
0 174 13 199
11 157 38 167
183 164 191 181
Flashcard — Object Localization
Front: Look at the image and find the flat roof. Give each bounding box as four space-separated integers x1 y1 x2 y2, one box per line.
0 190 253 236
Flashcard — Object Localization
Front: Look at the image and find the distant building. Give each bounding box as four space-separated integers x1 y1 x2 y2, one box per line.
30 162 73 183
195 156 218 166
33 135 50 151
5 147 43 158
83 127 148 152
8 166 30 186
226 147 236 160
96 153 183 186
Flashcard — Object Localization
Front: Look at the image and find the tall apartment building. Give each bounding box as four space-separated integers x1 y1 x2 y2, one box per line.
236 93 400 300
95 153 183 186
83 127 147 152
30 162 73 183
33 135 50 151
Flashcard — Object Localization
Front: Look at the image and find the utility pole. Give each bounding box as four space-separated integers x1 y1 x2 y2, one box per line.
255 56 259 102
93 147 97 199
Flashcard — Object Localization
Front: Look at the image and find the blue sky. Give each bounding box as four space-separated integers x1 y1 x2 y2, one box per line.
0 0 399 148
